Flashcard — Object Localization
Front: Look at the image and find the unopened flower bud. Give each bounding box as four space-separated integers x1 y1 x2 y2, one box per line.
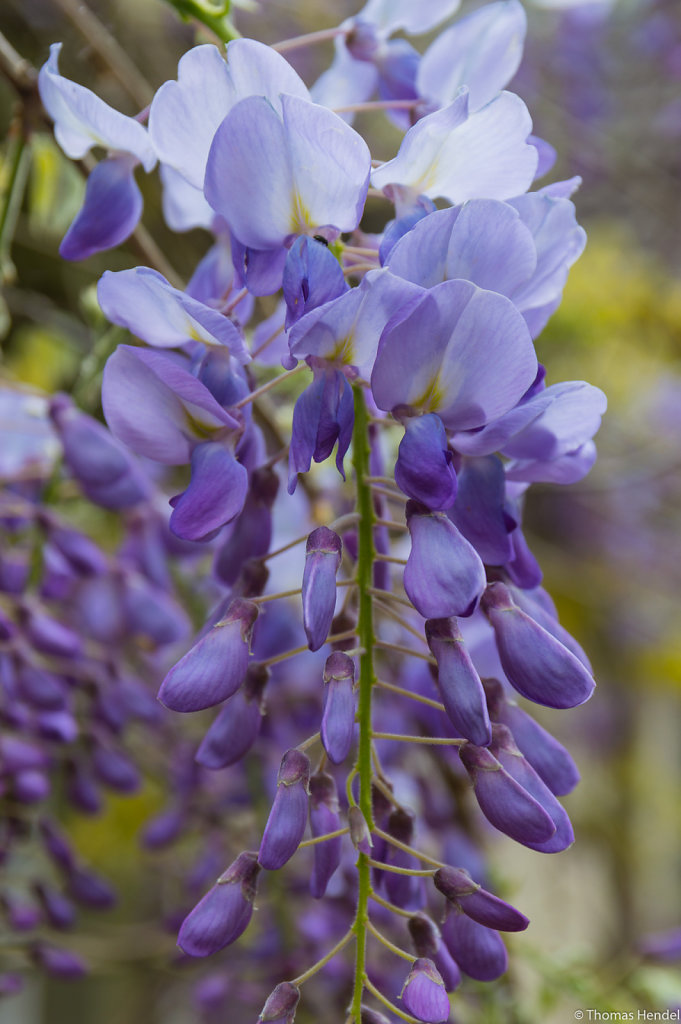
349 805 372 856
404 501 485 619
400 957 450 1023
459 742 556 846
321 651 356 764
433 866 528 932
481 582 595 708
259 750 311 871
178 851 260 957
302 527 342 651
158 599 258 712
408 913 461 992
309 772 342 898
441 907 508 982
425 618 491 745
258 981 300 1023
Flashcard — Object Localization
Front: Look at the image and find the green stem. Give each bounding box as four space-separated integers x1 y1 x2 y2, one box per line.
350 384 376 1022
0 129 30 285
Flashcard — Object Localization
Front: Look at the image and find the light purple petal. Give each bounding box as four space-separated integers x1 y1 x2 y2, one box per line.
372 280 537 431
102 346 239 464
360 0 462 35
148 45 235 189
372 90 537 205
205 95 370 251
311 42 379 115
60 155 142 260
39 43 154 169
160 164 214 232
226 37 310 106
386 201 537 297
289 269 421 380
507 193 586 336
418 1 527 111
98 267 249 361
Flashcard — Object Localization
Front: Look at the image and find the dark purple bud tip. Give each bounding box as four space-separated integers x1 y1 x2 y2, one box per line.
481 582 595 709
400 958 450 1023
258 981 300 1023
433 866 529 932
321 651 356 764
349 806 372 855
32 943 88 979
158 599 259 712
302 527 342 651
178 851 260 957
258 750 311 871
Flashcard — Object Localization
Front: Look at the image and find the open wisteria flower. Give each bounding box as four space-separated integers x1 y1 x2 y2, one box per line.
22 0 610 1019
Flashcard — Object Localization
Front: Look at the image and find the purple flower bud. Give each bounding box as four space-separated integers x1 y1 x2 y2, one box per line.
408 914 461 992
309 772 342 899
481 582 595 708
258 981 300 1022
384 808 426 911
441 908 508 982
178 851 260 957
195 664 268 769
0 973 23 995
483 678 580 796
141 807 185 849
67 868 116 910
433 866 529 932
18 664 66 710
302 527 342 651
400 957 450 1023
489 724 574 853
404 501 486 619
24 609 82 659
39 819 75 871
92 746 141 794
65 760 102 815
0 736 48 774
35 884 76 930
35 710 79 744
32 943 87 978
425 619 491 746
259 749 311 871
159 599 259 712
3 893 41 932
395 414 457 511
349 806 372 856
47 525 108 576
459 743 556 846
13 770 50 803
321 651 356 764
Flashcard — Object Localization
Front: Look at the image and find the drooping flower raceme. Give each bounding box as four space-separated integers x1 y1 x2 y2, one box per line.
35 2 607 1020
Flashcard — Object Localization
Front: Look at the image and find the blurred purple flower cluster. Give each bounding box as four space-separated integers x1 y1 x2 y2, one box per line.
0 0 610 1018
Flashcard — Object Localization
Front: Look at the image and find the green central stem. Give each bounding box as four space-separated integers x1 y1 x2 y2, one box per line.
350 384 376 1021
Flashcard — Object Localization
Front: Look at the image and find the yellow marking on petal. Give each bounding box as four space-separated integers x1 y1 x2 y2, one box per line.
290 190 313 234
328 334 355 365
412 373 444 413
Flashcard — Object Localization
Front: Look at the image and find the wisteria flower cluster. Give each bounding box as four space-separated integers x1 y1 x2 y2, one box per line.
25 0 609 1019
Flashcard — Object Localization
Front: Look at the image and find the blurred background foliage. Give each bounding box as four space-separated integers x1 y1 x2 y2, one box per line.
2 0 681 1021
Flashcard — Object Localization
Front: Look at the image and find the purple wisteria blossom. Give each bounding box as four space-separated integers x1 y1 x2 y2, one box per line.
28 5 609 1020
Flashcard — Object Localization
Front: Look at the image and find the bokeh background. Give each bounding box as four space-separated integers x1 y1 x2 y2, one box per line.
1 0 681 1020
